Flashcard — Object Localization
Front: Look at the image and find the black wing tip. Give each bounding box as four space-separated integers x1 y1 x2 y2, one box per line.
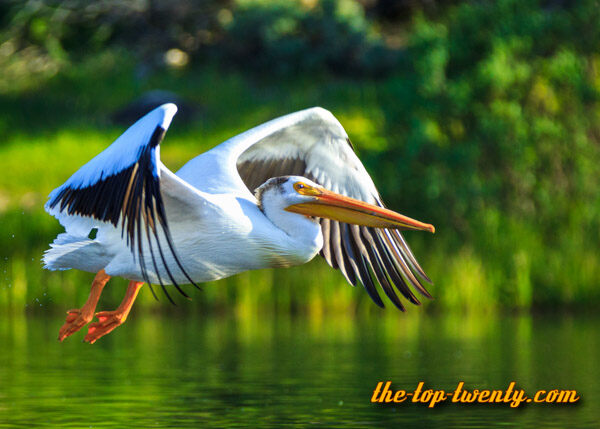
418 288 434 300
370 294 385 308
149 125 167 148
339 223 435 311
394 302 407 312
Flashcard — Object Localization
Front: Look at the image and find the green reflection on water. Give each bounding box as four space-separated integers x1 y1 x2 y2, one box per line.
0 312 598 428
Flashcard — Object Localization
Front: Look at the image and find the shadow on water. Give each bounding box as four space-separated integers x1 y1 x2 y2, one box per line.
0 311 598 428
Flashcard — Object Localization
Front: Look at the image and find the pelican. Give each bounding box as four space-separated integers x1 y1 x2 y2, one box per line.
44 104 435 343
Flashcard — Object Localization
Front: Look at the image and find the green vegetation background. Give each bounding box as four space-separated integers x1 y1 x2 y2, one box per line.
0 0 598 315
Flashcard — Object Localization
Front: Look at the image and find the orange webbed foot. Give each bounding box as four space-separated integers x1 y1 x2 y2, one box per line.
58 270 111 342
84 311 126 344
58 308 94 342
82 280 143 344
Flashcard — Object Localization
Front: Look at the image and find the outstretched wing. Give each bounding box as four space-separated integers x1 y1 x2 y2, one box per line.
179 107 433 310
45 103 199 302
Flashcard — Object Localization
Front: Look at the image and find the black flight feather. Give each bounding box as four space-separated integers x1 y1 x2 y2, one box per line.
47 125 198 302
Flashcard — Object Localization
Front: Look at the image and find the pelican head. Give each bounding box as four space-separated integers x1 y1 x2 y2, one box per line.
256 176 435 233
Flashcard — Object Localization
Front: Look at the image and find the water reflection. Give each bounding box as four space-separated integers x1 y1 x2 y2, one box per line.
0 312 597 427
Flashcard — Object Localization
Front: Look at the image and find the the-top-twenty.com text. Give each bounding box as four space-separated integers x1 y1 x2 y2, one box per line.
371 381 580 408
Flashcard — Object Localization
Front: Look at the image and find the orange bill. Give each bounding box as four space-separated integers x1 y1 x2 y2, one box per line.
285 187 435 233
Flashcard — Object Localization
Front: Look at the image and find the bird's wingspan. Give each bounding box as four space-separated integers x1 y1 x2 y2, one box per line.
186 107 432 310
45 103 200 301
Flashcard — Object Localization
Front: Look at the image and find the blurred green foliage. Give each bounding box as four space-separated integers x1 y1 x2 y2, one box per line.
0 0 399 79
373 0 600 308
0 0 599 314
220 0 399 75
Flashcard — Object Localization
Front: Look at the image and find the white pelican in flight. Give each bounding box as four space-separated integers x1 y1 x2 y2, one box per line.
44 104 435 343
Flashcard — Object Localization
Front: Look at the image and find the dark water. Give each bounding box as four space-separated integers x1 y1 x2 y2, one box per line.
0 312 598 428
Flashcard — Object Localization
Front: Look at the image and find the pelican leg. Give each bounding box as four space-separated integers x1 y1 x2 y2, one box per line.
58 269 111 342
84 281 144 344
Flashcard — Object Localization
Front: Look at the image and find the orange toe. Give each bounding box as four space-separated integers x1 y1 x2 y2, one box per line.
58 309 93 342
84 311 124 344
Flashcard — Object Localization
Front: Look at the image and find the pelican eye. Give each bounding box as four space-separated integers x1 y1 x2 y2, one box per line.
294 181 321 196
293 182 307 192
